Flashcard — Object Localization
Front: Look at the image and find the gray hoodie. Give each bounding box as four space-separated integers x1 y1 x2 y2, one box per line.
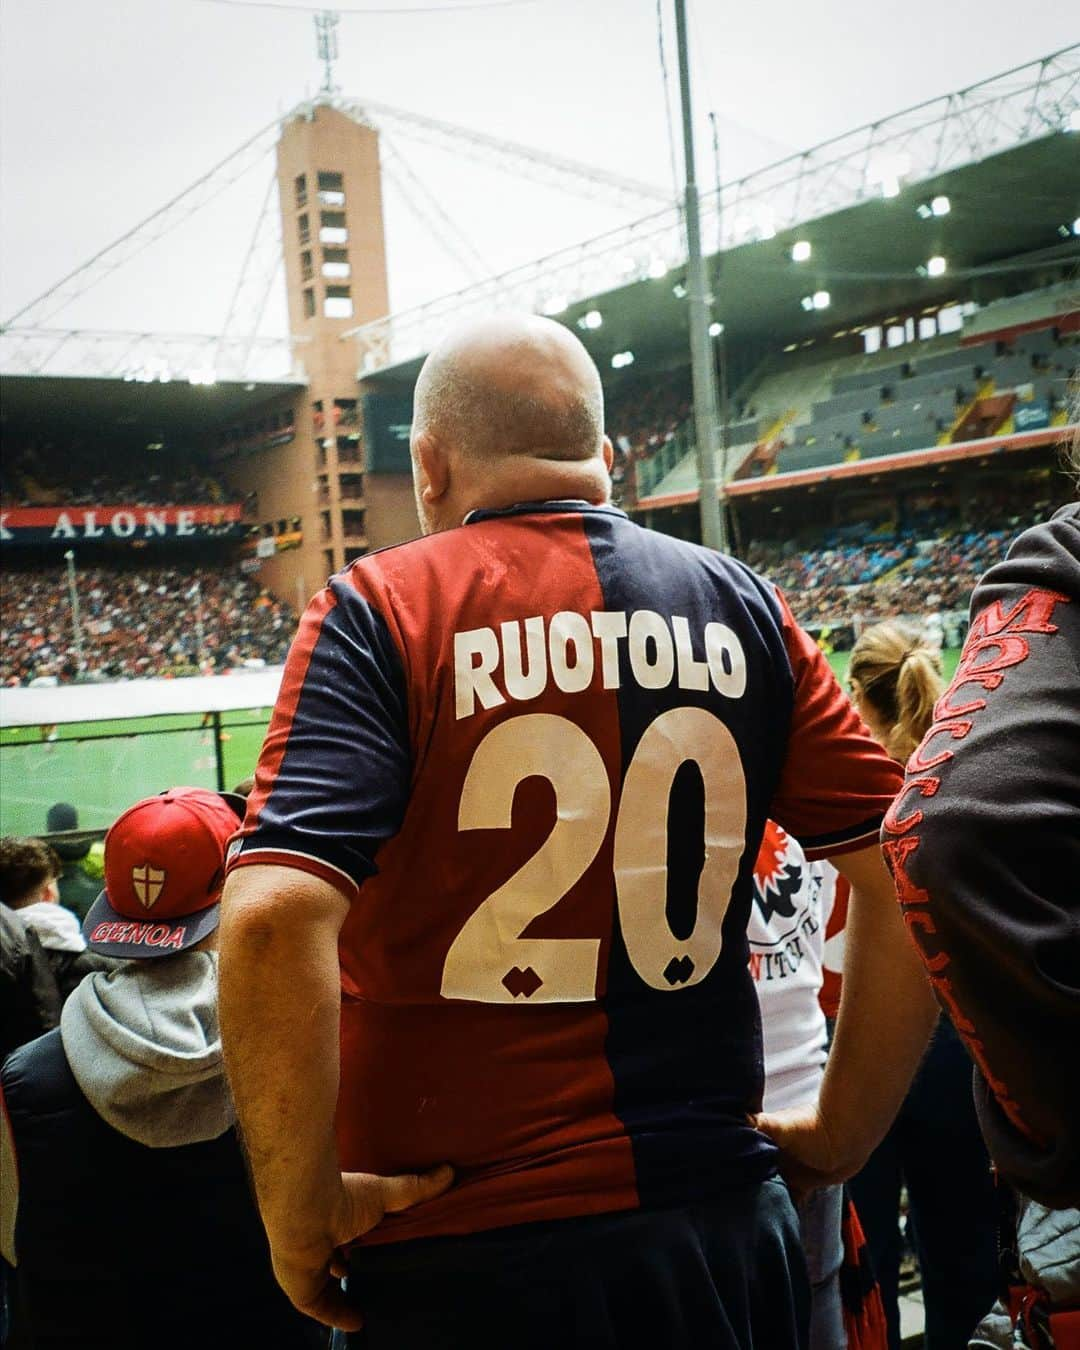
59 951 234 1147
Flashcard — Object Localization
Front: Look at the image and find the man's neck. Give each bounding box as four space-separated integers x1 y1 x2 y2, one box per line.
460 454 610 521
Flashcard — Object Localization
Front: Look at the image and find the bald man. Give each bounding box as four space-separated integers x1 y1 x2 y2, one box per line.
219 315 936 1348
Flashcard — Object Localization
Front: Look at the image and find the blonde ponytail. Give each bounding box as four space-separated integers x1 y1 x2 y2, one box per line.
849 621 944 765
888 645 943 762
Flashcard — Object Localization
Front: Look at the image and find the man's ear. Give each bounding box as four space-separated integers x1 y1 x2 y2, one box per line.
415 430 450 506
601 436 614 473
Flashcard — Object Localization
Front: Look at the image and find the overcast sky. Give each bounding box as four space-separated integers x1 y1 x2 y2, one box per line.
1 0 1076 339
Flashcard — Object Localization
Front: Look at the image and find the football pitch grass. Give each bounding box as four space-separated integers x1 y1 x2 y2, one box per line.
0 648 962 839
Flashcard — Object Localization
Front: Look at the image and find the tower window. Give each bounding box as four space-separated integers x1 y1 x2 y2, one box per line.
303 287 315 318
300 250 313 281
319 210 347 245
295 174 307 207
317 171 345 207
298 213 310 245
322 245 350 279
324 285 353 319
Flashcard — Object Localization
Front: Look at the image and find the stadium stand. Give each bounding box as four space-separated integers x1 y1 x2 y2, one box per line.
1 444 232 508
742 472 1062 644
1 565 295 686
627 288 1077 502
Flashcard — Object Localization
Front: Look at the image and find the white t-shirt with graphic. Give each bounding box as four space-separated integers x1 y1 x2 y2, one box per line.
748 822 839 1112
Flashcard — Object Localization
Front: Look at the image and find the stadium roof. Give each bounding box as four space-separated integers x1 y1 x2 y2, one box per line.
362 131 1080 388
0 374 304 448
354 43 1079 382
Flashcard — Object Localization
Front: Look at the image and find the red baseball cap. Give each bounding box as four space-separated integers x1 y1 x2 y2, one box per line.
83 788 244 959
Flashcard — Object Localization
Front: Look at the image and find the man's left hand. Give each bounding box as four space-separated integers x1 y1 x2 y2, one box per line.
269 1164 455 1330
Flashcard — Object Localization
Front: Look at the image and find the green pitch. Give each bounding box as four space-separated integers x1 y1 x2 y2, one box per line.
0 649 964 838
0 708 271 837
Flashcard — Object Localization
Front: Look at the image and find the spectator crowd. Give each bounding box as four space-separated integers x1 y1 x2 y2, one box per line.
2 445 228 508
1 564 296 686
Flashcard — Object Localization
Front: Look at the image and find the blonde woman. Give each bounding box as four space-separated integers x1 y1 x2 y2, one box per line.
846 622 998 1350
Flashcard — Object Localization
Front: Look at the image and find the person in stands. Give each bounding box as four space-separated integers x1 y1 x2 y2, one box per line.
44 803 99 922
0 788 325 1350
0 905 60 1063
0 838 112 1002
219 313 937 1348
749 821 886 1350
883 453 1079 1348
835 622 999 1349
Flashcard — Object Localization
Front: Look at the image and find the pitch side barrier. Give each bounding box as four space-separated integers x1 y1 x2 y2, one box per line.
0 672 283 835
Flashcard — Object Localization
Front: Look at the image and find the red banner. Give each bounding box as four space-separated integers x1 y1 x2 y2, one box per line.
0 503 246 545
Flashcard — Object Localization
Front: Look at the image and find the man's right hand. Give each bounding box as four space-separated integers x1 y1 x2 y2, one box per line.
269 1163 455 1330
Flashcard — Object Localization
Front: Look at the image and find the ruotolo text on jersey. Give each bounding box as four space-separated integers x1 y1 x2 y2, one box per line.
454 609 747 720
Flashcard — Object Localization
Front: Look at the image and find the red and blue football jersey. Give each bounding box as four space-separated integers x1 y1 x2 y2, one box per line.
228 501 900 1243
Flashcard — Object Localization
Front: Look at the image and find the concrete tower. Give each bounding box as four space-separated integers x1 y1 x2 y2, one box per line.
239 102 416 609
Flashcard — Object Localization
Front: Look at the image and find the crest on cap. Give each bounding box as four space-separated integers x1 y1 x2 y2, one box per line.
132 864 166 908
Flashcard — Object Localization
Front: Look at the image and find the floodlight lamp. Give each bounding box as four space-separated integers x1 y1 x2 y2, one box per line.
931 195 951 217
708 322 724 337
916 203 933 220
800 296 815 312
611 351 635 369
1073 217 1080 237
543 294 568 315
791 240 812 262
1069 109 1080 132
647 257 668 279
672 282 688 299
927 256 947 277
812 290 831 310
580 310 603 331
880 177 901 200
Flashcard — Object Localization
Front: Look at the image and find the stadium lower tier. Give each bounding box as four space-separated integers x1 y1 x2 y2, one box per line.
746 524 1020 639
2 509 1043 687
2 563 296 686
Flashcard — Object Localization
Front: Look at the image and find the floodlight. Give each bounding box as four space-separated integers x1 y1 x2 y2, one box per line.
812 291 831 310
543 294 568 315
578 310 603 331
1073 217 1080 237
927 256 947 277
800 296 815 312
931 195 951 217
647 257 668 279
791 240 812 262
1069 108 1080 132
916 203 933 220
708 322 724 337
611 351 635 369
672 282 688 299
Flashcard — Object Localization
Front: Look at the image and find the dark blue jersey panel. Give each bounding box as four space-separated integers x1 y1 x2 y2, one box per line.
240 575 413 891
582 508 796 1202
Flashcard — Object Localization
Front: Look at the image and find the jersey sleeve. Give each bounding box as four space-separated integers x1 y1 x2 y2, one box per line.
769 588 903 860
226 569 412 902
883 506 1080 1208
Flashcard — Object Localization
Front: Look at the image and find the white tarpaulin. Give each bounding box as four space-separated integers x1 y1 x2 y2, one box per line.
0 668 284 729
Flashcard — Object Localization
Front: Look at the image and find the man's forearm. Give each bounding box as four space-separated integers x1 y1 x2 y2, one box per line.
820 845 939 1171
218 865 350 1252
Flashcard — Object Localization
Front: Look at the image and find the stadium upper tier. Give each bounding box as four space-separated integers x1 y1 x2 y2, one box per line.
631 288 1078 505
1 564 295 687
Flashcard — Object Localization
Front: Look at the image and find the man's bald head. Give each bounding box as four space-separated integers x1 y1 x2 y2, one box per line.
412 314 605 463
